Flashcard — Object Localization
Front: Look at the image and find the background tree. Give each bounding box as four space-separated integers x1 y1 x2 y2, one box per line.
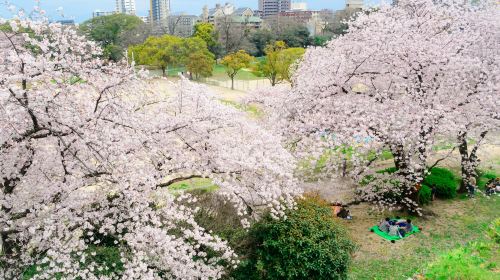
257 41 305 86
193 22 221 57
221 50 254 90
277 47 305 84
130 35 183 76
80 14 144 61
216 15 255 55
249 29 275 57
255 0 499 213
187 51 215 80
257 41 287 86
280 25 311 48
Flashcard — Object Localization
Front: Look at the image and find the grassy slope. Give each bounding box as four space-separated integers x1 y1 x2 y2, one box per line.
168 178 219 194
157 64 262 81
345 196 500 279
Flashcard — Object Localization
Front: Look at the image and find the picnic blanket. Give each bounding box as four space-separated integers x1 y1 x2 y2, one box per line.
370 223 420 241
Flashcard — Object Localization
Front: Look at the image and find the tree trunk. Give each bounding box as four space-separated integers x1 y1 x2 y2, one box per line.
341 157 347 177
457 130 488 193
231 76 235 90
162 67 166 77
458 131 470 193
389 145 420 213
271 73 277 86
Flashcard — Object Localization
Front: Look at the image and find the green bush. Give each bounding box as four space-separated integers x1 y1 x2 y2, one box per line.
22 246 123 279
423 168 458 199
232 195 356 280
376 167 398 174
418 185 432 205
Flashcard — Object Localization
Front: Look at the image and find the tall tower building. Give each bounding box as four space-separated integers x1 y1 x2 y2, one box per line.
150 0 171 27
116 0 136 15
346 0 364 9
259 0 292 17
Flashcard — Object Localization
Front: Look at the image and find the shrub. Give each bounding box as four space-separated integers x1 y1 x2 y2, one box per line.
423 168 458 199
418 185 432 205
376 167 398 174
232 195 356 280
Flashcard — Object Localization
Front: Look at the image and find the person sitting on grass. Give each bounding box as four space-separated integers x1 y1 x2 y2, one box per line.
485 178 496 196
388 224 401 238
398 219 413 237
396 218 407 227
378 217 391 233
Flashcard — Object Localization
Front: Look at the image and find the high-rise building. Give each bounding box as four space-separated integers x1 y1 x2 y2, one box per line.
150 0 171 27
345 0 364 10
93 10 115 18
259 0 291 17
116 0 136 15
291 1 308 11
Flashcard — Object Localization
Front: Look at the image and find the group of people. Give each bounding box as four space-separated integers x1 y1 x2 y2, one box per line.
485 177 500 196
467 177 500 197
378 217 414 238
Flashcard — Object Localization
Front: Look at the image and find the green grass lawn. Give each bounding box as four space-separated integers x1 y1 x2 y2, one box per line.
211 64 262 81
168 178 219 194
144 64 263 81
346 196 500 279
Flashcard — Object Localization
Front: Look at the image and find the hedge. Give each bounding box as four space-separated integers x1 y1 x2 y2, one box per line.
423 168 458 199
232 195 356 280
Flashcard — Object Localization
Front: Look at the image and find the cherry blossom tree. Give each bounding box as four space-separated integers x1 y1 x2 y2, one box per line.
448 4 500 191
0 17 299 279
255 0 499 212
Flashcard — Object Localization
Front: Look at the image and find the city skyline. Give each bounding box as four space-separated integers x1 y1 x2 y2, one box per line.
0 0 356 23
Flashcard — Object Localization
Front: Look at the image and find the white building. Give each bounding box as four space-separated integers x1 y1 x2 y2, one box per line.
346 0 364 10
116 0 136 15
150 0 171 28
93 10 115 18
291 1 308 11
259 0 292 17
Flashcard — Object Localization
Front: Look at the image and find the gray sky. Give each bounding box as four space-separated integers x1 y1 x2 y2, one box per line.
0 0 358 23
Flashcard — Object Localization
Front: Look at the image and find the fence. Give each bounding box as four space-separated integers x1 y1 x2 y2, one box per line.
198 77 271 92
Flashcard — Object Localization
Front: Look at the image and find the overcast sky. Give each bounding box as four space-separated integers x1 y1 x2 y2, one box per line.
0 0 369 23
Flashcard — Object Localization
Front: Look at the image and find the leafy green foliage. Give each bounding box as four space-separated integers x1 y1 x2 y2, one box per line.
22 246 123 279
376 167 399 174
418 185 433 205
249 29 276 57
423 168 458 199
312 35 331 46
255 41 306 86
221 50 255 89
280 25 311 48
232 195 355 280
193 22 220 57
186 51 215 80
80 14 144 61
130 36 211 77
